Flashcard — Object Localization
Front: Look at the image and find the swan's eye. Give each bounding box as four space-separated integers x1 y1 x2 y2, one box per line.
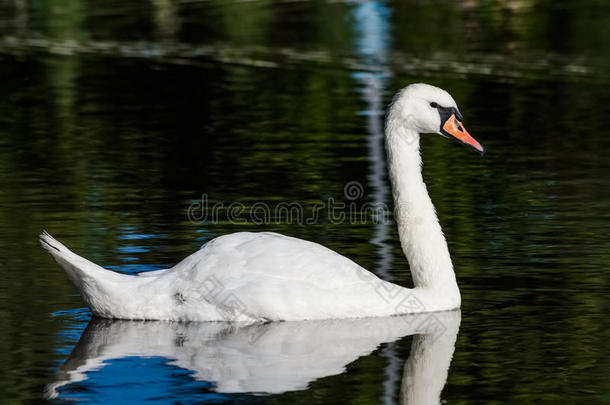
430 102 438 108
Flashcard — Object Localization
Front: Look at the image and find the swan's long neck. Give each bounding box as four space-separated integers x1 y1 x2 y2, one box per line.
385 115 459 298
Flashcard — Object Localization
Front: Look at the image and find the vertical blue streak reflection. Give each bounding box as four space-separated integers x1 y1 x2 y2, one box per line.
351 2 401 405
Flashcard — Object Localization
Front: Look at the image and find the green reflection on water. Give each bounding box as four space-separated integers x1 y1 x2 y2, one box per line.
0 0 609 403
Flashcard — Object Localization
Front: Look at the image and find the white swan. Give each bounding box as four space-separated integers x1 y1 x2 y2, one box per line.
40 83 483 322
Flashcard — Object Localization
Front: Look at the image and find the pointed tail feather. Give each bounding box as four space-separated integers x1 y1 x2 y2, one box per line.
39 232 131 316
40 231 70 255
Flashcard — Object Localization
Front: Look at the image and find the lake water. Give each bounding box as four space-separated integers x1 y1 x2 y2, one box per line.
1 0 610 403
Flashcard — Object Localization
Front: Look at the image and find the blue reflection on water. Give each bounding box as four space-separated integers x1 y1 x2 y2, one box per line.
50 308 91 358
106 264 167 274
352 0 391 62
55 357 239 404
118 245 150 254
117 233 167 241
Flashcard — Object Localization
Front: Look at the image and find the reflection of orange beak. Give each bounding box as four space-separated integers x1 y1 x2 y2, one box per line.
441 114 484 153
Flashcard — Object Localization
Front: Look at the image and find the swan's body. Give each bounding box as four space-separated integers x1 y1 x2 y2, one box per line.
41 231 456 321
41 83 483 322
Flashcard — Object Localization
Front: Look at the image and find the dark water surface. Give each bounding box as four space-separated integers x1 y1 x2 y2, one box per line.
1 0 610 403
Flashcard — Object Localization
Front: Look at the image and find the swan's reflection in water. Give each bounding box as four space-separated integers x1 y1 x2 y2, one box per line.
47 311 460 403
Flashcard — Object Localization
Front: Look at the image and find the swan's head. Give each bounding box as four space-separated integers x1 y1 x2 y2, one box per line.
389 83 484 153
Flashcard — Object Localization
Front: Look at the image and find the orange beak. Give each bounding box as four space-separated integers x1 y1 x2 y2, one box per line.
441 114 484 153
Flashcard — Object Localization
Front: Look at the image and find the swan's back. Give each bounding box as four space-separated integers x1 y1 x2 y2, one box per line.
181 232 372 286
166 232 397 321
